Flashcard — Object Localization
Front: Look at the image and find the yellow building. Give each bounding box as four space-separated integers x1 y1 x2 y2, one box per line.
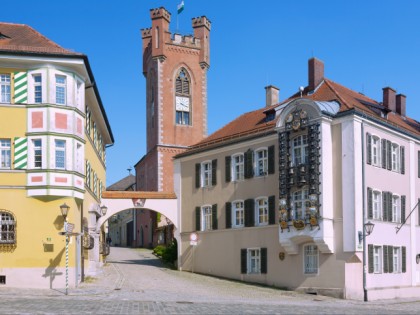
0 22 113 289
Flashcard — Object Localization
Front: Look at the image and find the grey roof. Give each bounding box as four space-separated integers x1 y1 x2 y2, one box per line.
107 174 136 191
315 100 340 115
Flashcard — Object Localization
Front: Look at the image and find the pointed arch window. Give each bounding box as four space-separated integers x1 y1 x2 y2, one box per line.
175 68 191 125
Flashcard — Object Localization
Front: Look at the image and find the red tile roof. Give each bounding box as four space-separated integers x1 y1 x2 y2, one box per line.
0 22 81 56
184 77 419 154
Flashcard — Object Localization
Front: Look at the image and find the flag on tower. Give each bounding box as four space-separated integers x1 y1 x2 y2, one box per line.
177 1 185 14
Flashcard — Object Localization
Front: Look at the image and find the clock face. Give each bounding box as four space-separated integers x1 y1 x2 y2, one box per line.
176 96 190 111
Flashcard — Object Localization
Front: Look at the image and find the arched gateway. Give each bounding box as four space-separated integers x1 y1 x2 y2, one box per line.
98 191 178 232
86 190 179 274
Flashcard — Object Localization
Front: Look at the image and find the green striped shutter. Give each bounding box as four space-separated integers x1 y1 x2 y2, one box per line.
13 137 27 169
14 72 28 104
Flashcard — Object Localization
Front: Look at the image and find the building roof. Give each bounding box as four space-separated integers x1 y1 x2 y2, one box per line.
0 22 82 56
177 73 420 158
107 175 136 191
0 22 114 145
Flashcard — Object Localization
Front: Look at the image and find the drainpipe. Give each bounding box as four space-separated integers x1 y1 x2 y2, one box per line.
361 120 368 302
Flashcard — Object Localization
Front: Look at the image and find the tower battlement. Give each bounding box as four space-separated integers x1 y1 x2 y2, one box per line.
142 7 211 69
171 34 201 48
141 28 152 39
150 7 171 22
192 16 211 31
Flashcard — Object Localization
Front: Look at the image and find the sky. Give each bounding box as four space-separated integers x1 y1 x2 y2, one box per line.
1 1 420 186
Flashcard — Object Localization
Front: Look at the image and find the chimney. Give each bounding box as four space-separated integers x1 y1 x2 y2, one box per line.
265 85 279 107
308 58 324 91
396 94 406 116
382 87 396 112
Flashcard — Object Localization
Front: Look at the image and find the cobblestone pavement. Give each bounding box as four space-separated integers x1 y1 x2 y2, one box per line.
1 247 420 314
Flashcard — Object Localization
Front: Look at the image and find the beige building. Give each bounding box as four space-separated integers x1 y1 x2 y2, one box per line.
174 58 420 300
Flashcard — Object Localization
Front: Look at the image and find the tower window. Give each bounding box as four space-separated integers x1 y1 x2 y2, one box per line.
175 68 191 126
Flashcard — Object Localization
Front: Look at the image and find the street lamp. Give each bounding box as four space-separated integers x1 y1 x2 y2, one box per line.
59 203 70 295
100 205 108 216
60 203 70 220
360 220 375 302
358 221 375 243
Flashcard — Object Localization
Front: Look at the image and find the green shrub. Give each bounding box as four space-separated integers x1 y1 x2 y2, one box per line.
153 245 166 257
162 240 177 264
153 240 177 264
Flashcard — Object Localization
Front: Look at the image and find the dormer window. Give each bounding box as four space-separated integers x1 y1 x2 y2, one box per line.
0 32 11 40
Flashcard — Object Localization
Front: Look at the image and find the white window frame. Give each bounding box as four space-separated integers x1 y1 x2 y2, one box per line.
292 134 308 166
33 74 42 104
292 189 309 220
201 205 212 231
55 75 66 105
371 135 381 167
373 190 382 220
54 139 66 170
392 194 401 223
373 245 382 273
201 161 212 188
232 200 244 228
33 139 42 168
391 143 400 172
303 244 319 275
0 74 11 104
255 197 268 226
232 153 244 181
247 248 261 274
75 143 83 174
393 247 401 273
0 139 11 169
255 148 268 177
76 79 84 110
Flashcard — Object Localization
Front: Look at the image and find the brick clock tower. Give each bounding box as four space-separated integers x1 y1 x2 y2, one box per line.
134 7 210 247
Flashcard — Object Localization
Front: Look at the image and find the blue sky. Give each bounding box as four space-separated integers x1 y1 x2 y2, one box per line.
2 1 419 186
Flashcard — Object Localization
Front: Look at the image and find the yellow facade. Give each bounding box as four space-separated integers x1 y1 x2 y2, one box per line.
0 24 113 289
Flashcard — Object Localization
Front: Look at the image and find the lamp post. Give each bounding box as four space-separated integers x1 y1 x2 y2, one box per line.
60 203 70 295
360 220 375 302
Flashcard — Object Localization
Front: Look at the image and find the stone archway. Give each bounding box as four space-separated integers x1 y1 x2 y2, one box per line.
87 191 179 274
97 191 178 231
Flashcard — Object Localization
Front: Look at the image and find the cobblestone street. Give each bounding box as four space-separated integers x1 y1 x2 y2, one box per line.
1 247 420 314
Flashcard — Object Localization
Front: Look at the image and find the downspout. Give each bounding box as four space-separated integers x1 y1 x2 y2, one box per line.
361 120 368 302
